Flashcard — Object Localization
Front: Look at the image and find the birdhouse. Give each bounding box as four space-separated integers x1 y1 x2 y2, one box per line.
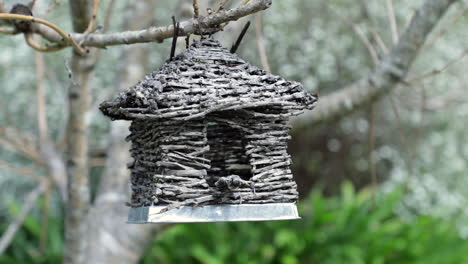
99 37 317 223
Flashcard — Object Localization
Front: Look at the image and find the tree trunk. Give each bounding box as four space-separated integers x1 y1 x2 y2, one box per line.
63 1 93 263
84 1 167 263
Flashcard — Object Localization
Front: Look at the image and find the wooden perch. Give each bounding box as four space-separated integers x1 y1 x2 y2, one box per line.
230 21 251 53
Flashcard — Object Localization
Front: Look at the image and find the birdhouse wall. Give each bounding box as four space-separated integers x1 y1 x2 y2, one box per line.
126 116 299 208
127 119 211 207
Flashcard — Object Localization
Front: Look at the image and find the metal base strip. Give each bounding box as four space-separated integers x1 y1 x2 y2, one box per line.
128 203 300 223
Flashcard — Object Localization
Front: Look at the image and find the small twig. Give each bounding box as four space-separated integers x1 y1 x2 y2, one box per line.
407 49 468 83
0 26 17 34
389 95 414 176
0 127 43 164
24 33 65 52
326 4 379 65
193 0 199 18
28 0 37 9
254 13 270 71
0 0 6 13
85 0 100 34
0 182 47 254
385 0 398 44
34 50 49 144
0 161 43 182
103 0 116 32
45 0 63 15
216 0 232 13
170 16 180 60
230 20 251 53
423 4 468 51
372 30 389 54
0 13 86 55
39 182 51 253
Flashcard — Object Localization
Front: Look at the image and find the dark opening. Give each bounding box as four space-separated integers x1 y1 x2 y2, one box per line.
205 122 252 186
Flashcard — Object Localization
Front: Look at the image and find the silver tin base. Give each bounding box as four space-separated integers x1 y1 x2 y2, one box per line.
128 203 300 223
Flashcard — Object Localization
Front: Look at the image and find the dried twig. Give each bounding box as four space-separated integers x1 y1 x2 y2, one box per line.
423 4 468 51
85 0 100 34
0 161 43 182
385 0 399 44
407 49 468 83
0 13 86 55
254 13 270 71
389 95 414 175
193 0 199 18
0 182 47 254
216 0 232 13
326 4 379 65
24 33 65 52
39 183 51 252
372 30 389 54
34 50 49 144
103 0 116 32
45 0 63 15
0 127 43 164
0 26 16 34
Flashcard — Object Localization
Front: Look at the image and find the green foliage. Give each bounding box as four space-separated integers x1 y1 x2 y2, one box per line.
142 184 468 264
0 199 63 264
1 185 467 264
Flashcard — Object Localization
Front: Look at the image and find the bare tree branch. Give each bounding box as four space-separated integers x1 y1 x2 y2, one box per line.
385 0 399 44
25 33 65 52
407 48 468 83
0 13 87 55
33 49 67 201
326 4 379 65
45 0 64 15
0 161 43 182
0 182 47 254
30 0 271 48
255 12 270 71
84 0 100 34
423 3 468 51
293 0 459 127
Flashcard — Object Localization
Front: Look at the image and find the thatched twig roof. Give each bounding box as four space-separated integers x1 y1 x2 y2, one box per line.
100 37 317 121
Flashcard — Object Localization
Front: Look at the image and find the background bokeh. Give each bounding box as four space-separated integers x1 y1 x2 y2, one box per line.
1 0 467 263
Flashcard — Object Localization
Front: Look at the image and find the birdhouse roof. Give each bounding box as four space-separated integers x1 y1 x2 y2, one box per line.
99 38 317 121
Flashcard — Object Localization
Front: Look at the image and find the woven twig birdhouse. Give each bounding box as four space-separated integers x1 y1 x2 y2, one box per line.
100 37 317 223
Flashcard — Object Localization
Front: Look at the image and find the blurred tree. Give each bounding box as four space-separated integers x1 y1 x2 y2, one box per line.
0 0 465 263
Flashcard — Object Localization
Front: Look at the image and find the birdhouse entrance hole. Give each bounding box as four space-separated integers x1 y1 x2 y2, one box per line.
206 121 252 186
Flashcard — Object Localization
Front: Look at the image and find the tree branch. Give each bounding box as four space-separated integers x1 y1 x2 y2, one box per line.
31 0 271 48
293 0 459 127
0 13 87 55
0 182 47 254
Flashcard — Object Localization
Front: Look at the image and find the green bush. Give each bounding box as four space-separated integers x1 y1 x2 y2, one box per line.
1 184 467 264
142 184 468 264
0 199 64 264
